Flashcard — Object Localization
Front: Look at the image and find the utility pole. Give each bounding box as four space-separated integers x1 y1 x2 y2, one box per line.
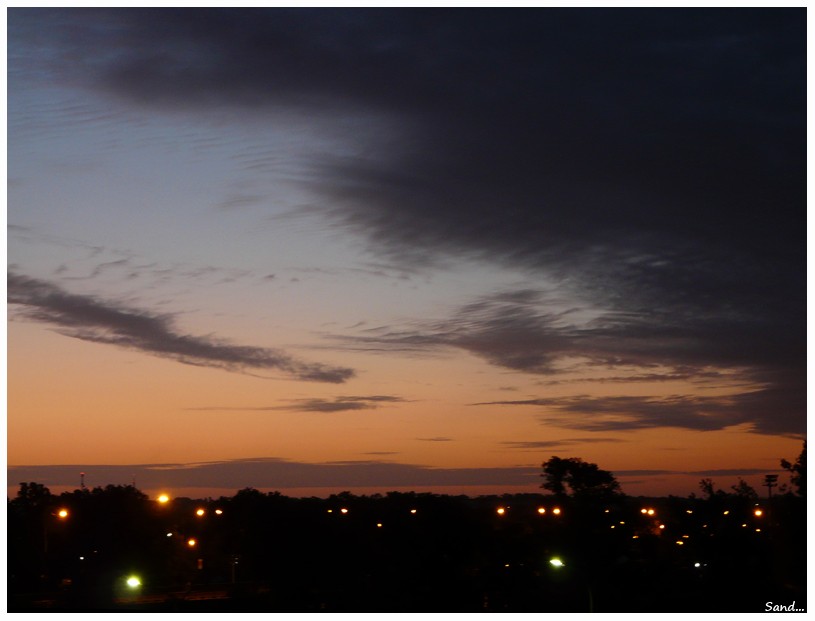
764 474 778 499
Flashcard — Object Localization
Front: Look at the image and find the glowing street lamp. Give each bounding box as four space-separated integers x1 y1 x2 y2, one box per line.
496 507 506 516
126 576 142 588
754 508 763 517
537 507 546 515
552 507 562 516
549 557 565 568
57 509 69 519
187 538 197 548
195 508 206 517
157 494 170 504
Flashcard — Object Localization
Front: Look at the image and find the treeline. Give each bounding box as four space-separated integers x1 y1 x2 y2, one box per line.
7 479 805 612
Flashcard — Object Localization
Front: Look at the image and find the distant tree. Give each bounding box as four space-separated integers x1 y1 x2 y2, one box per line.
781 442 806 497
541 456 622 499
11 482 53 511
731 478 758 500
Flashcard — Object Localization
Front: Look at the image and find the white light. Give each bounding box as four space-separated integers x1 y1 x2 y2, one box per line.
126 576 141 588
549 558 565 568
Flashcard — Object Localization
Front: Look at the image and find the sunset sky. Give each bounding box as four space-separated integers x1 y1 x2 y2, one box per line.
7 8 806 499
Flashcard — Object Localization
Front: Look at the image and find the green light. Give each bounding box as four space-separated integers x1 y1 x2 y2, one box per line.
549 557 565 568
126 576 141 588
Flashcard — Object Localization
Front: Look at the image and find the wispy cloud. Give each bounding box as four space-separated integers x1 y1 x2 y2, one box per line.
476 392 806 437
186 395 405 413
8 271 354 383
500 437 624 450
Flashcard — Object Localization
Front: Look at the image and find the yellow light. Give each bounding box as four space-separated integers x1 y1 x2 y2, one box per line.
496 507 506 515
187 538 197 547
157 494 170 504
552 508 561 515
196 508 205 517
126 576 141 588
549 558 565 568
659 524 665 530
537 507 546 514
57 509 69 519
754 509 763 517
723 510 729 515
632 535 639 539
676 541 684 545
647 509 655 516
641 508 647 514
410 509 417 514
755 528 761 533
215 509 223 515
376 523 383 528
340 508 349 514
686 510 693 514
327 509 333 513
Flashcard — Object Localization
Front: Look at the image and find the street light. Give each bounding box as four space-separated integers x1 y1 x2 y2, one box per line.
57 509 69 519
157 494 170 504
549 557 565 568
126 576 142 588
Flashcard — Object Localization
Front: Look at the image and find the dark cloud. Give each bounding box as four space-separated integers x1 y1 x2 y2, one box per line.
7 460 785 496
7 458 539 491
331 286 804 435
8 9 804 435
478 391 805 437
8 271 354 383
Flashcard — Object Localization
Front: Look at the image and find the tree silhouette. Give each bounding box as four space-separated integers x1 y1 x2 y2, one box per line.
780 441 806 497
540 457 622 499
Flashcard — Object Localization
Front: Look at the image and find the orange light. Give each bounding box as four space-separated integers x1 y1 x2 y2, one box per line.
157 494 170 504
187 538 197 547
676 541 684 546
57 509 69 519
496 507 506 515
410 509 417 514
340 508 348 514
537 507 546 514
640 508 647 514
196 508 205 517
376 523 383 528
754 509 763 517
552 508 561 515
647 509 655 516
214 509 223 515
659 524 665 530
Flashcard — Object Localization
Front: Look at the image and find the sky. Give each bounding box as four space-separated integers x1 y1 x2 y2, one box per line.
6 8 806 500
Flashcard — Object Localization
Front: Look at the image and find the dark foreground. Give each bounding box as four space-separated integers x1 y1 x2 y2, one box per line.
8 487 806 612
